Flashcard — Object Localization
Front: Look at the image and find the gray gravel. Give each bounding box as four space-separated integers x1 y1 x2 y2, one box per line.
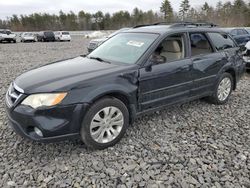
0 36 250 187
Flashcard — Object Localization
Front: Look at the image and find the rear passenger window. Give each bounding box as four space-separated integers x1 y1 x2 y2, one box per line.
190 33 213 56
237 29 248 35
207 33 236 51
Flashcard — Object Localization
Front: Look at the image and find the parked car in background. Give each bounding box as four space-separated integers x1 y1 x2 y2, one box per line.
21 32 36 42
54 31 71 42
223 28 250 46
0 29 16 43
36 31 55 42
87 28 130 52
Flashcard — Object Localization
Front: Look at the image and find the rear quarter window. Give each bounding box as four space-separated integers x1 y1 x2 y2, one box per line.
207 33 236 51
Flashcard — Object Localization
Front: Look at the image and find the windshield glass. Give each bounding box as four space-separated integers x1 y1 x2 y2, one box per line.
89 33 158 64
24 33 33 36
62 32 69 35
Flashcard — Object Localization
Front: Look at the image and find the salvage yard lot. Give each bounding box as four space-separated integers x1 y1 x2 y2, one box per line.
0 36 249 187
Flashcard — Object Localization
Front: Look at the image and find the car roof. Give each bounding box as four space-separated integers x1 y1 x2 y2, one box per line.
222 27 247 32
123 25 226 35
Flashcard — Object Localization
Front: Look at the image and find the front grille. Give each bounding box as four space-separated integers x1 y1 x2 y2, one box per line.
6 83 23 107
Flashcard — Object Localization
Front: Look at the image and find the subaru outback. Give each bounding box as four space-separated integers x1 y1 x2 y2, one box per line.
5 22 246 149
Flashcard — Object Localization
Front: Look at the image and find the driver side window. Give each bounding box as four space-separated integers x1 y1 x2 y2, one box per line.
151 34 185 64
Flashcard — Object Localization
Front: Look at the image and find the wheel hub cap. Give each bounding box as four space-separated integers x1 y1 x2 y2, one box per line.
217 77 232 101
90 106 124 144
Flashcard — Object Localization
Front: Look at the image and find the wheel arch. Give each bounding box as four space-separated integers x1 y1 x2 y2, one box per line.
224 68 236 90
87 90 137 124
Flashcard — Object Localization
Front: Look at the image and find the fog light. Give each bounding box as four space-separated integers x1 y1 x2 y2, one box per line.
34 127 43 137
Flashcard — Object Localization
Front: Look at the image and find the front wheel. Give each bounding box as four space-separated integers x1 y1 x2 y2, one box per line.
207 73 233 105
80 97 129 150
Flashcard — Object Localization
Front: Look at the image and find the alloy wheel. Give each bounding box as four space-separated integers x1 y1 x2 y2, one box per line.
90 106 124 144
217 77 232 101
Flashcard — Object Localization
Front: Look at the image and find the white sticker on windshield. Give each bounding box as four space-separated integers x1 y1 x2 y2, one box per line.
127 41 144 47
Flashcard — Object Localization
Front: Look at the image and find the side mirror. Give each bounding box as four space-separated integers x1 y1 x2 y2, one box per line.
145 60 153 72
150 55 166 64
145 55 166 72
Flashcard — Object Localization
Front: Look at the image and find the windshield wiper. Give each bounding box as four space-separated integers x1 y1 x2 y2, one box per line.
88 56 111 64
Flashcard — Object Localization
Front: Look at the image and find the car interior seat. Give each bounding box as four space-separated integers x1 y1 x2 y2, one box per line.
160 40 182 62
191 40 212 56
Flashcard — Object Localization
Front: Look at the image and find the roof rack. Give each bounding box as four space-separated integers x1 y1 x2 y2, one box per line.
133 22 218 29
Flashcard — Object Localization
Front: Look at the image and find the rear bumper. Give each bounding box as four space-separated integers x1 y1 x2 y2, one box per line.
5 102 89 143
59 37 71 41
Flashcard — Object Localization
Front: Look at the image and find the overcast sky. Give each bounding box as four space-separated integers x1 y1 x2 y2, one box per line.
0 0 233 19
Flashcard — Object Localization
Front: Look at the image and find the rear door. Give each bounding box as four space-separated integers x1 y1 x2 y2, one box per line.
189 32 226 97
190 32 237 97
138 33 193 111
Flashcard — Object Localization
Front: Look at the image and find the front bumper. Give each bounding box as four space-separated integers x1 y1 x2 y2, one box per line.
5 101 89 143
1 38 16 42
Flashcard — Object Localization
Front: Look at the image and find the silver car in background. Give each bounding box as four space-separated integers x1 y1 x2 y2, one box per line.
0 29 16 43
87 28 130 52
21 32 36 42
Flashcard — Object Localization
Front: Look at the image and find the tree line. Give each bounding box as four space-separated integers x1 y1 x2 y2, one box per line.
0 0 250 31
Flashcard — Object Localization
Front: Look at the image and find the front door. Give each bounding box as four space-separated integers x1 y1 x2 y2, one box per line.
138 33 193 111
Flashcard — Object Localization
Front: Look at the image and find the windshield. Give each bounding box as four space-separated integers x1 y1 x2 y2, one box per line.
89 33 158 64
62 32 69 35
24 33 33 36
44 32 54 36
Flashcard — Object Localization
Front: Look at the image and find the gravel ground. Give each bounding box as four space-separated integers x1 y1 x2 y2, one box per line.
0 37 250 188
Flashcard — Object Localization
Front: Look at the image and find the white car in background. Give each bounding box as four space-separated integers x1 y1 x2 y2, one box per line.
21 32 36 42
0 29 16 43
54 31 71 42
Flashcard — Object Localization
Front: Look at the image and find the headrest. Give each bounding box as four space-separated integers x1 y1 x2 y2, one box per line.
196 40 210 49
162 40 181 53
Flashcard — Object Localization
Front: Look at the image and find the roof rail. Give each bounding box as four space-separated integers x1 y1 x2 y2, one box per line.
133 22 218 29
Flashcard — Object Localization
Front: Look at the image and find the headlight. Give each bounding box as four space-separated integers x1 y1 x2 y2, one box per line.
21 93 67 109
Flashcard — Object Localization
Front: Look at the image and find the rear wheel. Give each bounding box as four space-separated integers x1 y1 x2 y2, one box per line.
207 73 233 105
80 97 129 149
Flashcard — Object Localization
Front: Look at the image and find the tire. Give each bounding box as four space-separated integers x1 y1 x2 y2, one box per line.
13 40 16 43
207 72 233 105
80 97 129 150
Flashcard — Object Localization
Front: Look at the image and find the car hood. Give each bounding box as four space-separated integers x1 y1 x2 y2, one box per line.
90 38 107 43
15 56 127 94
